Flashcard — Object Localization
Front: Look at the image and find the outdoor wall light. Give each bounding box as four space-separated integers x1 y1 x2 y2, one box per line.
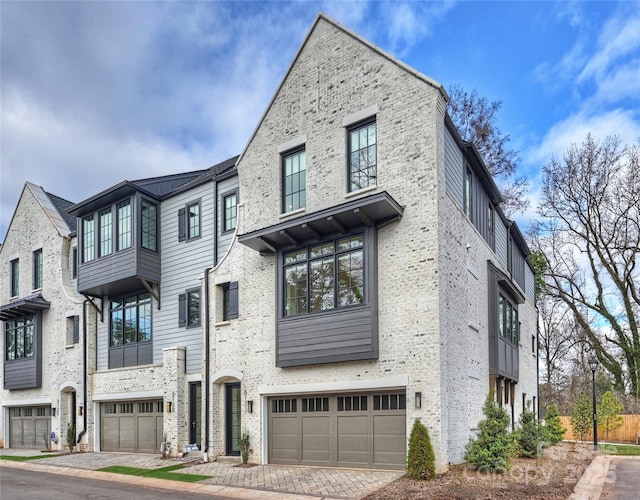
52 408 56 417
415 392 422 409
166 401 173 413
247 400 254 413
77 406 82 416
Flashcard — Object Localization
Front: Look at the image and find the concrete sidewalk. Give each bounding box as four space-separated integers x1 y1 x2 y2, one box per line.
0 449 403 500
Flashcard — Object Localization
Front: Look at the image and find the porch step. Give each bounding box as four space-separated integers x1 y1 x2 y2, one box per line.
216 455 241 464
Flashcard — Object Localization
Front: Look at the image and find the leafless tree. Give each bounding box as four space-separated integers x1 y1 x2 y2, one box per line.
447 85 528 217
532 134 640 396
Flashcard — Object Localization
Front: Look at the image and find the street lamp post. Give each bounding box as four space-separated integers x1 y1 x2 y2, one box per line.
588 357 599 451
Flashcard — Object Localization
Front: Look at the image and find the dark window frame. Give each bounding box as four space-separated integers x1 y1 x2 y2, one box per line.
186 200 201 241
464 165 473 220
222 190 238 233
10 258 19 297
282 147 306 213
179 287 201 328
221 282 238 321
117 199 132 251
72 247 78 279
141 199 158 252
82 215 95 263
32 249 43 290
5 315 35 360
109 292 152 347
99 207 113 257
498 292 519 346
282 232 365 317
347 118 377 192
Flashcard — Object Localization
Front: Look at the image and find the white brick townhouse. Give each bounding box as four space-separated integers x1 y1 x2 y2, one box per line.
1 14 537 471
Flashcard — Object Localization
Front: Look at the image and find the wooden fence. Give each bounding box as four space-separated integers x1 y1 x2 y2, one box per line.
559 415 640 443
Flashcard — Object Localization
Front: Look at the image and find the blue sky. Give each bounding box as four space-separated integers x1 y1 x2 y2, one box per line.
1 0 639 239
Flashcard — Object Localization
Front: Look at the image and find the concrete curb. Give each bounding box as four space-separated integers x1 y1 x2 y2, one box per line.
570 454 609 500
0 460 328 499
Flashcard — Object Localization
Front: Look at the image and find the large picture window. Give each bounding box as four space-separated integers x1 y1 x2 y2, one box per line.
110 293 152 346
348 120 377 192
5 316 34 360
282 149 306 213
284 234 364 316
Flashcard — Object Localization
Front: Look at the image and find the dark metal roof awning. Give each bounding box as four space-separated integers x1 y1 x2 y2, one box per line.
238 191 404 254
0 293 51 321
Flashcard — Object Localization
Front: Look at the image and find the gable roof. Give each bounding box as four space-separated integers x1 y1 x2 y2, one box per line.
26 182 75 238
236 13 448 165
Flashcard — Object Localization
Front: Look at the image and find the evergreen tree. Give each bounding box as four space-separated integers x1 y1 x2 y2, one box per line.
543 404 566 445
570 395 593 442
514 401 543 457
465 397 515 473
407 419 436 480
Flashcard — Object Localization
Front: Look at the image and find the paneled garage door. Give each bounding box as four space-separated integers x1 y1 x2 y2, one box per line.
100 400 163 453
9 406 52 449
268 392 406 469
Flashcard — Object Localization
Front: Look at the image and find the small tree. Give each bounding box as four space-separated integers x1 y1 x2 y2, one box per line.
66 423 76 453
543 404 566 445
465 397 515 473
514 401 542 457
407 419 436 480
598 391 623 441
570 395 592 442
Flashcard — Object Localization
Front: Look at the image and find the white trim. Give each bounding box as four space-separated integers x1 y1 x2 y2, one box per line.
93 401 101 452
279 207 305 219
92 390 163 402
344 185 378 199
212 368 243 383
1 397 52 407
261 395 268 464
342 105 378 127
277 135 306 153
59 381 78 392
186 373 201 383
258 375 408 396
31 243 43 252
214 274 232 285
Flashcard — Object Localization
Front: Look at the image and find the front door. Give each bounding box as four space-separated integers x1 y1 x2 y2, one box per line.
189 382 202 446
225 383 241 455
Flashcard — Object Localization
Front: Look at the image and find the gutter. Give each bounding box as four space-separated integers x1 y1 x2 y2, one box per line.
76 300 88 446
203 267 212 459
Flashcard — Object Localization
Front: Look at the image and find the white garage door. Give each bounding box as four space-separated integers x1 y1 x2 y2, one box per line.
100 400 163 453
269 392 406 469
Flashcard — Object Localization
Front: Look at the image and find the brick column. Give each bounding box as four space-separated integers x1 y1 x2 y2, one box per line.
162 346 186 457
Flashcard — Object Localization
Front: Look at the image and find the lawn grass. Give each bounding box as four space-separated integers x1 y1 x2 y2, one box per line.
599 443 640 456
97 464 210 483
0 454 58 462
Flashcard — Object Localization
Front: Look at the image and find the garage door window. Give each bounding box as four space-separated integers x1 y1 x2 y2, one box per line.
337 395 368 411
120 403 134 413
302 397 329 412
272 398 297 413
373 393 406 410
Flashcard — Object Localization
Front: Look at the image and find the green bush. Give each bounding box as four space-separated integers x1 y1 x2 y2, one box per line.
570 395 592 442
407 418 436 480
239 431 250 464
464 397 515 473
514 401 543 457
543 404 566 445
66 423 76 453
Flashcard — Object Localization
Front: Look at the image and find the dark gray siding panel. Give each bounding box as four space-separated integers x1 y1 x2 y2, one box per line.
444 128 464 207
277 306 377 367
78 247 136 292
495 218 508 267
512 246 526 292
137 248 161 283
525 265 535 304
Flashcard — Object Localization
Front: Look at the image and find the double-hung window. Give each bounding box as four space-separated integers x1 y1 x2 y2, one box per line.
117 200 132 250
32 249 43 290
99 208 113 256
187 202 201 240
82 215 95 262
348 120 377 192
110 293 152 346
284 234 364 316
10 259 19 297
282 149 306 213
141 200 157 251
223 192 238 232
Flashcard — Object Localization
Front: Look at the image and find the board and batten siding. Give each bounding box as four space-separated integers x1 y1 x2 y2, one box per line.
156 181 216 373
524 265 535 304
495 217 508 268
444 127 464 208
217 176 239 263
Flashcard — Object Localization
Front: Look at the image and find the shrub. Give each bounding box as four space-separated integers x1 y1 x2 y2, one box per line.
465 397 515 473
514 401 543 457
66 423 76 453
239 431 250 464
543 404 566 445
407 419 436 480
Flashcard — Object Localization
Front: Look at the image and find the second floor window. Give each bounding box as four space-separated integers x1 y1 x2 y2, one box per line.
110 293 152 346
188 202 201 239
32 249 43 290
141 200 157 251
464 166 473 219
83 215 95 262
283 234 364 316
5 316 34 360
99 208 113 256
10 258 19 297
348 120 377 192
117 200 132 250
187 290 200 326
223 192 237 232
282 148 306 213
498 293 519 345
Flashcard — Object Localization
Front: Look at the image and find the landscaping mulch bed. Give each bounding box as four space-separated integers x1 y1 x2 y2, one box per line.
363 442 595 499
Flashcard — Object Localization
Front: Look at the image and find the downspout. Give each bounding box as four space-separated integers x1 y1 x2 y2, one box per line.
76 300 88 446
204 267 212 458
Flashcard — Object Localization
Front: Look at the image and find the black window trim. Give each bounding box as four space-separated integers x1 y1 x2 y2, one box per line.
347 117 377 193
179 286 202 328
281 146 306 214
109 290 153 347
221 189 239 234
186 199 202 241
32 249 43 291
79 196 135 263
140 198 158 252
